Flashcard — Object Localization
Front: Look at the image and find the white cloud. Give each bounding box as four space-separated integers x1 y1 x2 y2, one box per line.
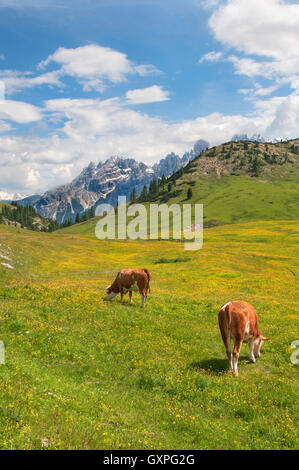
210 0 299 60
125 86 171 104
0 15 299 195
238 82 279 99
0 69 63 95
39 44 160 92
200 0 223 10
26 168 40 187
0 100 42 123
2 92 299 193
0 44 161 96
198 51 223 64
255 95 299 138
208 0 299 96
0 120 12 133
228 56 265 78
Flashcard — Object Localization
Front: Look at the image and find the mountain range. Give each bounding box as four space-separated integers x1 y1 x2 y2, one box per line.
16 139 209 223
0 191 30 202
232 133 287 143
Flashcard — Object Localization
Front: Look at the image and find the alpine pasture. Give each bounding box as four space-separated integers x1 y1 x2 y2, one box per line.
0 220 298 449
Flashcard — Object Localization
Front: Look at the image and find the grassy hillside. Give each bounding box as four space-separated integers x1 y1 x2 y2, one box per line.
0 221 298 449
147 138 299 226
56 216 101 235
0 201 12 210
0 202 59 232
57 139 299 236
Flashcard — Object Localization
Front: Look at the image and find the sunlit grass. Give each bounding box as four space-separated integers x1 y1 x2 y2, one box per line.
0 221 298 449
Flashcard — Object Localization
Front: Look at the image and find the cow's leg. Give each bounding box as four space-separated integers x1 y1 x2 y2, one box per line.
140 292 146 308
248 338 256 363
232 337 243 376
120 288 124 302
219 322 232 370
129 291 133 304
226 336 233 371
143 289 148 307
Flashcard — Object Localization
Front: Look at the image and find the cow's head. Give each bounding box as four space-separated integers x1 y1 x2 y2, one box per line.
106 285 118 300
254 334 270 357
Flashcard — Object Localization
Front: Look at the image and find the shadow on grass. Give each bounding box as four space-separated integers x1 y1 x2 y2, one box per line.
190 358 228 374
105 298 153 308
190 356 249 375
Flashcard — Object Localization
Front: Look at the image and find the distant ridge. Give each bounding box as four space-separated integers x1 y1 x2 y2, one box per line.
17 140 209 223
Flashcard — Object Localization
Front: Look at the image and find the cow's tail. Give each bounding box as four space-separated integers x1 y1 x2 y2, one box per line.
143 269 151 293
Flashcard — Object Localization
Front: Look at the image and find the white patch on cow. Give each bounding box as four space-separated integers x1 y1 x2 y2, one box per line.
249 338 256 363
130 282 139 292
221 302 230 310
254 338 263 357
243 321 251 343
107 292 118 300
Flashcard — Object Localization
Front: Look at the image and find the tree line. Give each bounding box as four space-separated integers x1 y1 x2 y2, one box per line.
0 202 97 232
0 202 59 232
60 206 96 228
130 160 195 204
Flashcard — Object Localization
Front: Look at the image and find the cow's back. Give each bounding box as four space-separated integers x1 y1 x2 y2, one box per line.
118 269 150 290
219 301 258 339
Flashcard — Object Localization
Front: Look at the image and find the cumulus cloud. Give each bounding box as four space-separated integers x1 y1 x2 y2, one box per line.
0 69 63 95
0 120 12 133
0 100 42 123
1 44 160 96
1 7 299 195
210 0 299 60
239 82 279 99
39 44 160 92
125 86 171 104
255 95 299 138
208 0 299 96
198 51 223 64
2 92 299 193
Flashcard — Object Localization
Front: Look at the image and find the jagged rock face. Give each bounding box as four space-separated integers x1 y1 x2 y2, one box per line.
21 140 209 223
153 152 182 178
153 140 209 178
34 156 156 223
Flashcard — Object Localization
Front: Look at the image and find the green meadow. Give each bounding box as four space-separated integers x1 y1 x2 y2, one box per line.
56 165 299 237
0 220 298 449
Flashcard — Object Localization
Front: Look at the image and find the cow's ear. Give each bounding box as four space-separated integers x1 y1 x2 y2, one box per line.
261 336 270 341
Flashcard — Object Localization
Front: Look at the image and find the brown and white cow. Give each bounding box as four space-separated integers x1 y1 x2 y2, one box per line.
106 268 151 308
218 301 270 376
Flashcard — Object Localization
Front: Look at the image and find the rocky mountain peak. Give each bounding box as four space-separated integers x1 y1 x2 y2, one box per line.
17 139 209 223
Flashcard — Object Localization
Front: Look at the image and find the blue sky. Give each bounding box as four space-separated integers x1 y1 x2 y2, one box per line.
0 0 299 195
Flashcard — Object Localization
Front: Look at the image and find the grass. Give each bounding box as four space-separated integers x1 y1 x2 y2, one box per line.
0 201 13 209
56 173 299 238
151 173 299 226
0 221 298 450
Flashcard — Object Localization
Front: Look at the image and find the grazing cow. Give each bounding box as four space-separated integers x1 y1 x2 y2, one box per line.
218 301 269 376
106 268 151 308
